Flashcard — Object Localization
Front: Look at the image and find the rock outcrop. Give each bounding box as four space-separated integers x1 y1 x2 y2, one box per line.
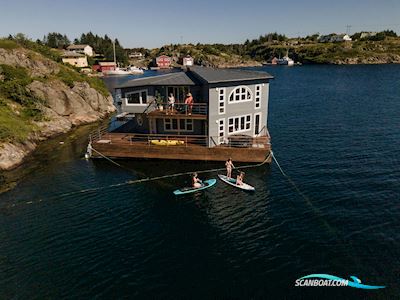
0 47 115 171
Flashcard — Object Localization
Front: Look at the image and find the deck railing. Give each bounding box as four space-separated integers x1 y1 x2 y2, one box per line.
91 132 270 149
151 102 208 115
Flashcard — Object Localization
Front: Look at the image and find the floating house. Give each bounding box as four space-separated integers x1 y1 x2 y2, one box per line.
90 67 273 163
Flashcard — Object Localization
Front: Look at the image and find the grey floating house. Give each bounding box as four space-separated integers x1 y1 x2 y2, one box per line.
90 67 273 162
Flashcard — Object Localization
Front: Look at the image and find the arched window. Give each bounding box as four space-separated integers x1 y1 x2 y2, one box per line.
228 86 253 103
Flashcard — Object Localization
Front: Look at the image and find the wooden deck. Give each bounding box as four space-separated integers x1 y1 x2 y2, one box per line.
90 133 272 163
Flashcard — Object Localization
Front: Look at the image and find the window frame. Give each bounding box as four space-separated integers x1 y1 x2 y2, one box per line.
163 118 194 132
254 84 262 109
125 89 148 106
228 85 253 104
227 114 252 135
218 88 226 115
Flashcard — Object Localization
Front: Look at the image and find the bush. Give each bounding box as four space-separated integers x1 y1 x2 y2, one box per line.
0 64 46 120
56 66 109 96
0 105 35 142
0 39 19 50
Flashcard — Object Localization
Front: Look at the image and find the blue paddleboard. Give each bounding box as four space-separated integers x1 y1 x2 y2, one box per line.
173 179 217 195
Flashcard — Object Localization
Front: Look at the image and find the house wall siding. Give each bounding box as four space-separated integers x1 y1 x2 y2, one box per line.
208 82 269 143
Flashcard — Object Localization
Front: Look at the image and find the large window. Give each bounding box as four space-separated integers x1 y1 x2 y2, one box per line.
228 114 251 134
255 84 262 109
228 86 252 103
126 90 147 105
164 119 193 132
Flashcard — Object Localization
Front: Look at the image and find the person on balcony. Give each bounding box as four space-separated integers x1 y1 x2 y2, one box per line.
225 158 235 178
167 93 175 115
184 92 193 115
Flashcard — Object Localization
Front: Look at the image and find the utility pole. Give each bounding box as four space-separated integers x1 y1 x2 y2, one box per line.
346 25 352 35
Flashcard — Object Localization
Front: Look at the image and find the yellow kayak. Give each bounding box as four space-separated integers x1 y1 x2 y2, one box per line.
150 140 185 146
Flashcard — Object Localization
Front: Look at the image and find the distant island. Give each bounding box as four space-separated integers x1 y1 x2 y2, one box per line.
126 30 400 67
7 30 400 70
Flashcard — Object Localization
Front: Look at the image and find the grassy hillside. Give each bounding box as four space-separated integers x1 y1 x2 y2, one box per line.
143 33 400 66
248 37 400 64
0 37 109 143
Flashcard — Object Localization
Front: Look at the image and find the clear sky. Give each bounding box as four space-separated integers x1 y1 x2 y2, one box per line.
0 0 399 48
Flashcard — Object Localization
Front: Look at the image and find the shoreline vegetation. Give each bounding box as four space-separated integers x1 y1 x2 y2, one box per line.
0 35 115 173
127 30 400 67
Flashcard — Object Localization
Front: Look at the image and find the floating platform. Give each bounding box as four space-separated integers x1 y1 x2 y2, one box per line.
90 133 271 163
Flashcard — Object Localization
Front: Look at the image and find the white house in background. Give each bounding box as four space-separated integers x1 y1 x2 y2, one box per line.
62 51 88 67
66 44 94 57
319 34 352 43
360 32 378 39
129 52 144 59
331 34 352 42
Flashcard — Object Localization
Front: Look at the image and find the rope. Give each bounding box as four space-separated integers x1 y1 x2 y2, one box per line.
2 151 271 208
56 149 272 198
270 151 340 238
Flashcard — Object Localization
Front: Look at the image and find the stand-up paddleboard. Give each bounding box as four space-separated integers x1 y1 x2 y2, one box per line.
218 174 255 191
173 179 217 195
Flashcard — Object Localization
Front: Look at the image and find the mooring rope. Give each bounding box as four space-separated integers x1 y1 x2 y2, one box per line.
51 149 273 199
270 151 341 241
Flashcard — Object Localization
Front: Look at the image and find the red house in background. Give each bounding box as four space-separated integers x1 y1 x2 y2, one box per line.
92 62 116 72
156 55 171 69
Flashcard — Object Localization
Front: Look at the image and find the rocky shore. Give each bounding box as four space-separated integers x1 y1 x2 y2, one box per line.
0 47 115 171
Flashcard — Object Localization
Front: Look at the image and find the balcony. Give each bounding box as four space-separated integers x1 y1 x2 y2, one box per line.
146 102 207 120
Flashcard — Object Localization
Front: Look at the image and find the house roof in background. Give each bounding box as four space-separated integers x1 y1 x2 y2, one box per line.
62 51 85 57
67 44 91 49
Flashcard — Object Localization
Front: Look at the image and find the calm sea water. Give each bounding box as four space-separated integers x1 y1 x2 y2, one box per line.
1 65 400 299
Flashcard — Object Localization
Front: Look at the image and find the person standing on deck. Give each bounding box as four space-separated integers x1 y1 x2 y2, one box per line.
184 92 193 115
167 93 175 115
225 158 235 178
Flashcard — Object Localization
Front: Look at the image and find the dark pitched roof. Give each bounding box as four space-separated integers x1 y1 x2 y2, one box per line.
116 67 273 89
62 51 85 57
116 72 197 88
67 44 91 49
188 66 273 84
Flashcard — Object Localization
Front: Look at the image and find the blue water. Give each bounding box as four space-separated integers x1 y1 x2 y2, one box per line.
1 65 400 299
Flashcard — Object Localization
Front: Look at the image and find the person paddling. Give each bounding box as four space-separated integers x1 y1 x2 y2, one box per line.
192 172 203 188
225 158 235 178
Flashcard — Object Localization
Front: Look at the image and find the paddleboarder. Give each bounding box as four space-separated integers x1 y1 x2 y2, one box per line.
236 171 244 186
192 172 203 188
225 158 235 178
